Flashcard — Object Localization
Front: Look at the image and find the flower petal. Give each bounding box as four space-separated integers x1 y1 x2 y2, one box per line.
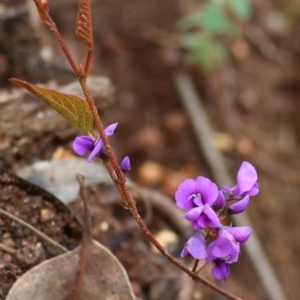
87 139 103 163
195 176 218 206
104 123 118 136
175 179 196 209
203 205 222 228
229 195 250 214
226 242 240 263
181 234 207 260
72 136 94 156
211 230 233 258
214 191 225 209
225 226 251 244
248 183 259 196
235 161 258 195
184 207 203 222
212 260 230 280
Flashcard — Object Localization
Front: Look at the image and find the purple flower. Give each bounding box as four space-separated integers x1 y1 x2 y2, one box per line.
181 234 207 260
73 123 118 163
212 260 230 280
225 226 251 244
205 227 250 280
184 204 221 230
175 177 218 210
120 156 130 173
206 228 240 264
228 195 250 214
231 161 259 197
214 191 225 209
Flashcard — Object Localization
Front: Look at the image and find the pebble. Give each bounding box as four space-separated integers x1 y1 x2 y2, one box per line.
40 208 54 222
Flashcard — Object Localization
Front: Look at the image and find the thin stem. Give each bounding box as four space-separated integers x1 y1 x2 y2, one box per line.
197 262 209 275
84 42 93 76
33 0 79 75
0 242 17 254
71 176 91 300
192 259 200 273
0 208 68 253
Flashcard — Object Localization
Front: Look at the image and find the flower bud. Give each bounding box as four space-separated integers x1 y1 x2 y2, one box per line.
120 156 130 173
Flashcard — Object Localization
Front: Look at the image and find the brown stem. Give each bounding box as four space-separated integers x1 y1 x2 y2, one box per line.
33 0 79 75
197 262 209 275
192 259 200 273
84 42 93 76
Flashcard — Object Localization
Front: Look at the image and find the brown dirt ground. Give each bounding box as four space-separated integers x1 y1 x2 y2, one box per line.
1 0 300 299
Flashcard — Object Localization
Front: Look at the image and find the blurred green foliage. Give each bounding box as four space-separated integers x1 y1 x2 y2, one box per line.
179 0 251 72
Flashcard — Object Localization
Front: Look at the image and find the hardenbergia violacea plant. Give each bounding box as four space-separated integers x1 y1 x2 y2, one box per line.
9 1 259 299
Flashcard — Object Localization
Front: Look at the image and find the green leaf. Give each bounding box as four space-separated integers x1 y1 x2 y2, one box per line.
178 12 203 31
200 3 232 34
182 34 227 72
227 0 252 20
10 78 93 134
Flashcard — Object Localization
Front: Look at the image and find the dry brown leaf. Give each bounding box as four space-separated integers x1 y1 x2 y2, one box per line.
6 239 135 300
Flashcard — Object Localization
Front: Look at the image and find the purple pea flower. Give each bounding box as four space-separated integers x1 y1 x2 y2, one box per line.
206 228 240 264
120 156 131 173
73 123 118 163
211 259 230 280
175 177 218 210
206 226 251 280
184 204 221 230
231 161 259 197
180 233 207 260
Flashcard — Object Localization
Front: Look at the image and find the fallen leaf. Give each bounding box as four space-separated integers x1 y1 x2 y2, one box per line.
6 239 135 300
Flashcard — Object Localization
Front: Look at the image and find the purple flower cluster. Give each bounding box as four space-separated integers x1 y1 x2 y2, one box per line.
175 161 259 280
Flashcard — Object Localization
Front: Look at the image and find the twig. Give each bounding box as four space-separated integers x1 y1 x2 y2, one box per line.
174 71 287 300
71 175 91 300
0 208 68 254
246 25 293 66
0 242 17 255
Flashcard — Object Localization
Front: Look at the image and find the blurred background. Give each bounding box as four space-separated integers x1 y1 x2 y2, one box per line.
1 0 300 299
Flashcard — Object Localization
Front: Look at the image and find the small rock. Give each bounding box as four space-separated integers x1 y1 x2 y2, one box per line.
138 161 166 186
232 39 250 60
40 208 54 222
212 131 236 152
151 229 178 253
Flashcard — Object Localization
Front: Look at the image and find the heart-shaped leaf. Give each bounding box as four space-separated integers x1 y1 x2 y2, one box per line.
10 78 93 134
6 239 135 300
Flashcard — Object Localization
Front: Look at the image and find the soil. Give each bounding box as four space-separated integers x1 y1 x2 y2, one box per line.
1 0 300 299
